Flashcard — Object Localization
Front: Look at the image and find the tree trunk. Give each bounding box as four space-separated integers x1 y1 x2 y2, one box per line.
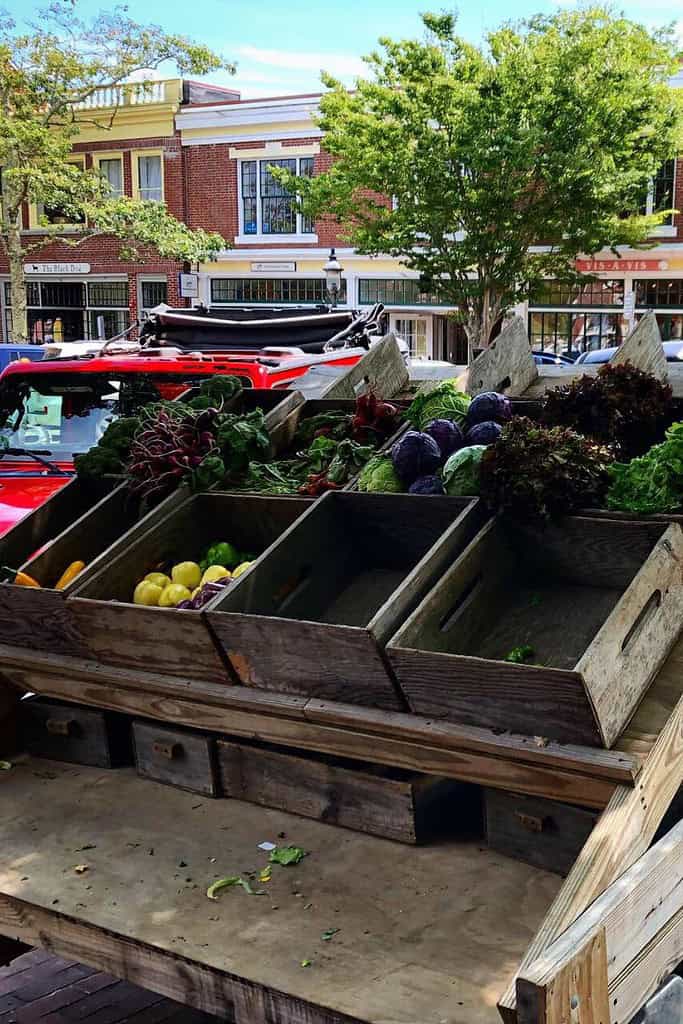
6 217 28 342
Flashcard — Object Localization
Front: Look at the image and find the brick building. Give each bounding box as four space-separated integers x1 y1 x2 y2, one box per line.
0 78 238 345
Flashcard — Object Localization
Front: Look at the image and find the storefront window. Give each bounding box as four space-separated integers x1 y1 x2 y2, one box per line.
531 278 624 307
141 279 168 314
634 279 683 308
529 311 623 355
210 277 345 305
358 278 446 306
2 278 129 343
240 157 316 236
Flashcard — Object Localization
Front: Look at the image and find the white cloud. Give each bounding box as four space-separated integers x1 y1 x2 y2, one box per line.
236 45 366 79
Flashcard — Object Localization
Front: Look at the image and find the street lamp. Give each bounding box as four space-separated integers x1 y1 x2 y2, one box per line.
323 247 344 309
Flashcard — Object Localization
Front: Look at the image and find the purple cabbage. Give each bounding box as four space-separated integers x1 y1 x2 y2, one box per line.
391 431 442 484
175 599 193 610
424 419 464 461
466 392 512 427
408 474 445 495
466 420 502 446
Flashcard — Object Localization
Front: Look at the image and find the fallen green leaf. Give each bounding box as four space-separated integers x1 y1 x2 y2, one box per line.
207 876 265 899
270 845 306 866
0 760 12 771
504 645 535 664
300 959 311 968
321 928 339 941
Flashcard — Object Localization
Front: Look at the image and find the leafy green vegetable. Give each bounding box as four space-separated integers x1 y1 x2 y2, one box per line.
505 645 535 663
480 417 613 520
607 421 683 514
293 412 352 445
326 439 375 485
357 455 404 493
73 416 139 480
206 876 265 898
188 375 242 409
541 362 673 460
406 382 471 431
269 845 306 866
321 928 339 941
442 445 486 496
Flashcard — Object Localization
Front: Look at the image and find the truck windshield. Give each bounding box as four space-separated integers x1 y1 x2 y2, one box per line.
0 372 196 458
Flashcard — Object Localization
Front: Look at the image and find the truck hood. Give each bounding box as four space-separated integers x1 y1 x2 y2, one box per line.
0 468 74 536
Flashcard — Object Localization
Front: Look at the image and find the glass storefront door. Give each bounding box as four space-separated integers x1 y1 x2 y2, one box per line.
391 316 430 358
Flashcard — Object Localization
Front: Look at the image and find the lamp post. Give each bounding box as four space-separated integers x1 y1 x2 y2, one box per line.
323 247 344 310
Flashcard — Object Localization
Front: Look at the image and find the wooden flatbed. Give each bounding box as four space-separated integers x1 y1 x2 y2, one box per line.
1 758 561 1024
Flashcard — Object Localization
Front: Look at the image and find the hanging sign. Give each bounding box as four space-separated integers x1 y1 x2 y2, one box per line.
623 291 635 320
179 272 199 298
24 262 90 274
575 258 669 273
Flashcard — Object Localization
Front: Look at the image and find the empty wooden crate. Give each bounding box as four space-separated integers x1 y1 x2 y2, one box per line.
67 492 310 681
216 738 477 843
206 492 482 709
21 696 132 768
387 517 683 747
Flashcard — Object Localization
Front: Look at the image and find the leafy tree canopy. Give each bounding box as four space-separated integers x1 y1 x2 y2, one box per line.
280 8 683 349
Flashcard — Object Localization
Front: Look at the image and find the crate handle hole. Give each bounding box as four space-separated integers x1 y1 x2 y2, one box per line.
621 590 661 653
439 574 483 633
45 718 77 737
152 741 183 760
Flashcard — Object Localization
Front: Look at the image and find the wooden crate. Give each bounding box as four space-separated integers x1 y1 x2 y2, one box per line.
20 696 131 768
206 492 483 709
67 493 310 681
484 789 598 876
0 483 187 657
132 720 218 797
387 516 683 747
215 737 478 843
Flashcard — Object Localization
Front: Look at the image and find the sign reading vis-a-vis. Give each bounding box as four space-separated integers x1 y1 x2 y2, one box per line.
576 258 670 273
24 262 91 274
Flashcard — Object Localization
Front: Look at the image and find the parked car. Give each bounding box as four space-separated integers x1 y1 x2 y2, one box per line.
574 341 683 365
532 350 577 366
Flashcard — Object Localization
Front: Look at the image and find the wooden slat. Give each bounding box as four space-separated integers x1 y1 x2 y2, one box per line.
609 310 667 380
458 316 538 397
0 651 632 809
321 334 409 400
516 819 683 1024
497 687 683 1022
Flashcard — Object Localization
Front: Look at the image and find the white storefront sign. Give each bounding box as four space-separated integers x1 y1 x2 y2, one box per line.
179 272 199 298
24 262 91 274
623 291 635 321
250 261 297 273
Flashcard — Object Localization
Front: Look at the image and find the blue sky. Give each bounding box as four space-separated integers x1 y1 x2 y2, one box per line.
5 0 683 98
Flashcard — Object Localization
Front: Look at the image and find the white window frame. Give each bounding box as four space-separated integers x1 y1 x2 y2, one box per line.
137 275 169 320
235 156 318 244
389 314 433 360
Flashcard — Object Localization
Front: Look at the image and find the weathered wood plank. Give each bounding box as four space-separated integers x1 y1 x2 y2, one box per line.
321 334 409 400
498 688 683 1022
610 310 667 380
517 930 609 1024
0 659 623 809
458 317 538 397
517 818 683 1024
132 720 218 797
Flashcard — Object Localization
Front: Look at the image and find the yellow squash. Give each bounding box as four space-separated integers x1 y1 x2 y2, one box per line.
55 560 86 591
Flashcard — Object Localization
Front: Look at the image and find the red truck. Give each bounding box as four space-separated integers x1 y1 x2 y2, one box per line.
0 305 395 534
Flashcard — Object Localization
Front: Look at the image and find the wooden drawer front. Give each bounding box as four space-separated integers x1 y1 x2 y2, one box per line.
485 789 598 876
133 721 217 797
216 739 471 844
21 698 131 768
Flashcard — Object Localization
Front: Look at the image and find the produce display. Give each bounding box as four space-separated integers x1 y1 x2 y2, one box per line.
75 376 270 504
0 559 86 590
405 380 471 430
131 541 255 610
607 421 683 514
229 389 403 496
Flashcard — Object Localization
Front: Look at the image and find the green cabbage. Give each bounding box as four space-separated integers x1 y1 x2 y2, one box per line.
357 455 404 493
406 381 471 430
442 445 486 496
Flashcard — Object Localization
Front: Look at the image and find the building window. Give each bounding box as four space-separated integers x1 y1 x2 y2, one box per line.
136 153 163 202
2 278 129 343
240 157 315 237
530 278 624 307
529 311 623 355
88 309 129 338
635 278 683 308
358 278 446 306
141 279 168 311
98 157 124 197
641 158 676 226
210 277 345 305
88 281 129 307
34 157 86 228
392 317 429 358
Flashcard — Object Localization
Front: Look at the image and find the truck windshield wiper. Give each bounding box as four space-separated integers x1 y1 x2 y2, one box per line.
0 447 70 476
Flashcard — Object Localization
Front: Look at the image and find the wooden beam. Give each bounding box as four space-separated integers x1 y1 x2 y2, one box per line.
0 896 364 1024
322 333 409 399
498 690 683 1022
516 818 683 1024
0 645 635 808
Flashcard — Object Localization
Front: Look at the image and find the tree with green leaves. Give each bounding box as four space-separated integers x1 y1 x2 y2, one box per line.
0 4 234 340
281 9 683 354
